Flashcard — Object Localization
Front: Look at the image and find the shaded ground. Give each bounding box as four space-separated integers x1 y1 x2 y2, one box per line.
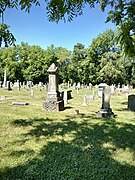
0 115 135 180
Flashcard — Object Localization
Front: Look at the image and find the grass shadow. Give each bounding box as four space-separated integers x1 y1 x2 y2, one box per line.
1 115 135 179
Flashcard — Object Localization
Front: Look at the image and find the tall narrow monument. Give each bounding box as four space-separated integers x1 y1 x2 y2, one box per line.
97 86 114 117
3 69 7 88
43 63 64 111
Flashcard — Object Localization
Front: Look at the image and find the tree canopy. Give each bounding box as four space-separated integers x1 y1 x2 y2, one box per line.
0 29 134 86
0 0 135 57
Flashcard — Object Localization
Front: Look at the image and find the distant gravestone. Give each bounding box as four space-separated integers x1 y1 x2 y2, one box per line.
98 83 107 98
89 83 92 90
82 95 87 106
128 94 135 111
0 81 2 88
3 69 7 88
64 90 68 105
110 84 115 94
97 87 114 117
17 80 20 91
73 82 76 89
5 81 12 91
31 88 34 96
117 87 121 96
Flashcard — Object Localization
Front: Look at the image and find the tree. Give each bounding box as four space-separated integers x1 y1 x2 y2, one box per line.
0 0 134 57
68 43 87 83
98 51 124 84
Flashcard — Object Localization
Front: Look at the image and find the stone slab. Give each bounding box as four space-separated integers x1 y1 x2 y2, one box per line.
12 102 29 106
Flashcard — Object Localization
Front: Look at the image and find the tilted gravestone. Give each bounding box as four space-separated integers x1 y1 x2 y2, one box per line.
43 63 64 111
97 86 114 117
128 94 135 111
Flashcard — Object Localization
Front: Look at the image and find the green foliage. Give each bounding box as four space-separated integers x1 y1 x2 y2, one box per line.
0 29 134 85
0 0 134 57
0 24 16 47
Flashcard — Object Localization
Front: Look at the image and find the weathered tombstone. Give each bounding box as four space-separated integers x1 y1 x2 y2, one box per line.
23 81 25 87
97 86 114 117
43 63 64 111
3 69 7 88
5 81 12 91
73 82 76 89
81 83 84 89
31 88 34 96
89 83 92 90
0 81 2 88
82 95 87 106
98 83 107 98
110 84 115 94
17 80 20 91
64 90 68 104
128 94 135 111
117 87 121 96
77 82 81 89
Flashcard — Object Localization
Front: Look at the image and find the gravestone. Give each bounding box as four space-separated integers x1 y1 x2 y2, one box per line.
17 80 20 91
97 86 114 117
117 87 121 96
98 83 107 98
110 84 115 94
31 88 34 96
3 69 7 88
89 83 92 90
5 81 12 91
128 94 135 111
63 90 68 105
43 63 64 111
0 81 2 88
82 95 87 106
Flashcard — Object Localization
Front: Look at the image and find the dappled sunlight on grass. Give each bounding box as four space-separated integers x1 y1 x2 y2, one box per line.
0 88 135 179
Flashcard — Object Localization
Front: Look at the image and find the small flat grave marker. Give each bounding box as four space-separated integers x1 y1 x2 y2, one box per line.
12 102 29 106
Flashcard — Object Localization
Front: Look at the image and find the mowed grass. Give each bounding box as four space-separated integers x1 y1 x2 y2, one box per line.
0 86 135 180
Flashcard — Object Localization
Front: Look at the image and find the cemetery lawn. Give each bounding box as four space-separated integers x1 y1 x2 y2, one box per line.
0 87 135 180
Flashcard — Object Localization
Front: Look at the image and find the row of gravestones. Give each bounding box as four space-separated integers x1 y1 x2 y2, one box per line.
1 67 135 112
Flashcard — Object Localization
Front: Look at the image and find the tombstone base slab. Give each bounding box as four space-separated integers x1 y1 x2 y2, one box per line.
97 108 114 118
43 100 64 112
12 102 29 106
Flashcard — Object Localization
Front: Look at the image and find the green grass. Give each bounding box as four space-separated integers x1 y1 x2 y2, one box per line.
0 87 135 179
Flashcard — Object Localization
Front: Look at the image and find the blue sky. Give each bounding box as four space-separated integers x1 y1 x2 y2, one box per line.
4 2 116 51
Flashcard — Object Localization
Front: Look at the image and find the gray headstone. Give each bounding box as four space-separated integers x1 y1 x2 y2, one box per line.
43 63 64 111
97 86 114 117
5 81 12 91
0 81 2 88
82 95 87 106
64 90 68 104
128 94 135 111
3 69 7 88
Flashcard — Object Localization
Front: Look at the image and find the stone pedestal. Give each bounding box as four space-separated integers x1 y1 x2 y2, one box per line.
97 108 114 117
43 63 64 111
43 100 64 112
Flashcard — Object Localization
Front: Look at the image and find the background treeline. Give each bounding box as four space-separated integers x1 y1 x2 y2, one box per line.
0 29 134 86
